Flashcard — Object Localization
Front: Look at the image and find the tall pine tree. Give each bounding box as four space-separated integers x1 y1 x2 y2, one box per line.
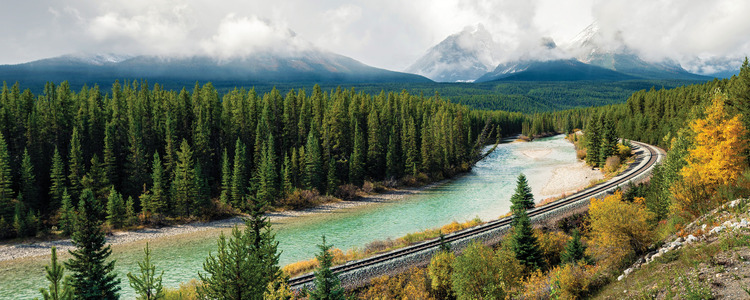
65 189 121 300
309 236 345 300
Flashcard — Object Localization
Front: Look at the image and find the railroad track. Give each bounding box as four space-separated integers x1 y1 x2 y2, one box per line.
289 141 663 288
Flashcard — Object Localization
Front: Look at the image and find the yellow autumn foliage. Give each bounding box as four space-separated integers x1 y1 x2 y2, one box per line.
683 93 748 186
587 192 655 272
673 93 748 215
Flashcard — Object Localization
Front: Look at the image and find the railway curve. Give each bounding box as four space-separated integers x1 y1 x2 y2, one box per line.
289 140 665 290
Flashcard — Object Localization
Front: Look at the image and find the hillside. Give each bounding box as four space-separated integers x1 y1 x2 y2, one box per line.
596 199 750 299
474 59 637 82
0 51 432 90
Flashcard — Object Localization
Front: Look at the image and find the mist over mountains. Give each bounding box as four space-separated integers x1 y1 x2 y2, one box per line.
408 22 732 83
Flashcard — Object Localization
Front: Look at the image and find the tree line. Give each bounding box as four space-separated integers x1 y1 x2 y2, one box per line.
0 81 524 238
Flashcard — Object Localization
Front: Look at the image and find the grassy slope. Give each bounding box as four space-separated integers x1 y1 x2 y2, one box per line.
594 199 750 299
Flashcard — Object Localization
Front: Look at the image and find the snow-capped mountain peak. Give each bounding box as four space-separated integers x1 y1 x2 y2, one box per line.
405 23 499 82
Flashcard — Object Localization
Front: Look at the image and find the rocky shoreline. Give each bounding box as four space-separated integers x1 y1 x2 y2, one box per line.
0 182 444 262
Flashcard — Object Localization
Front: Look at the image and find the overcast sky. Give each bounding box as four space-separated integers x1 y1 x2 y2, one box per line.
1 0 749 71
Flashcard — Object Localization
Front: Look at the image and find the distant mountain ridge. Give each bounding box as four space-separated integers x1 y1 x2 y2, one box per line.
474 59 637 82
0 50 432 88
410 22 715 82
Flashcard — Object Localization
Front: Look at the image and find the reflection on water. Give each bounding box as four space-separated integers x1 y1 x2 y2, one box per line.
0 135 576 299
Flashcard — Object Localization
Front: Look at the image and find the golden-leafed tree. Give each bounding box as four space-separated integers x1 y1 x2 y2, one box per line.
672 93 748 216
587 192 654 272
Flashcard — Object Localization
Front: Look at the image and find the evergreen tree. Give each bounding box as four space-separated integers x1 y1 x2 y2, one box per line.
65 189 121 300
247 191 280 293
385 126 400 179
256 133 277 205
68 127 84 197
13 203 27 237
326 158 338 195
230 138 246 209
404 117 419 176
308 236 345 300
199 194 280 300
39 247 73 300
304 129 323 192
220 148 231 204
149 152 166 216
509 208 544 270
106 189 125 229
584 114 601 167
598 114 617 168
125 196 137 226
20 148 39 212
192 164 210 215
59 189 75 236
366 109 383 179
127 243 164 300
349 122 365 186
49 146 66 210
281 154 293 196
0 132 13 220
561 230 586 264
509 173 535 216
102 122 118 187
127 114 148 198
83 155 110 200
173 139 196 216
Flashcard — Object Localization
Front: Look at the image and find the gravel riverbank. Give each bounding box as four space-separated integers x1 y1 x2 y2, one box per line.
0 182 445 262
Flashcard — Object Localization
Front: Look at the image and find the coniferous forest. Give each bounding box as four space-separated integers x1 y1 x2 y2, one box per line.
0 80 524 239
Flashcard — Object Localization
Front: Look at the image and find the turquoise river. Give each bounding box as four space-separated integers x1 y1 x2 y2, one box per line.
0 135 585 299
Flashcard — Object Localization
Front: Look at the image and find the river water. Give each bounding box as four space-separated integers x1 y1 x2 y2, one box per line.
1 135 579 299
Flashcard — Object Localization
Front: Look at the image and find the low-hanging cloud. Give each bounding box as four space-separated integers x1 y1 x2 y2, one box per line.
0 0 747 73
201 14 310 59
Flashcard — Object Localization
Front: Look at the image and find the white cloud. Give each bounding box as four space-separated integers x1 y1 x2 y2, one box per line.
86 4 195 56
0 0 747 73
201 14 310 59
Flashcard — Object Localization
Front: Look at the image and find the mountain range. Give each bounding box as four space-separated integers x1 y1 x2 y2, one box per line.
408 22 721 83
0 49 431 89
0 21 736 87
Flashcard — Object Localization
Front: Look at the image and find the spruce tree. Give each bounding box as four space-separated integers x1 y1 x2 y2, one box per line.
102 122 118 188
309 235 345 300
125 196 137 226
230 138 246 209
366 109 383 179
39 246 73 300
561 230 586 264
349 122 365 186
68 127 84 197
247 192 280 293
127 243 164 300
49 146 66 210
509 208 544 270
304 129 323 192
510 173 535 216
84 155 110 200
385 126 400 179
281 154 293 196
106 189 125 229
20 148 39 212
149 152 165 216
13 203 27 237
59 188 75 236
173 139 196 216
0 132 13 220
220 148 231 204
584 114 601 167
199 194 280 300
256 133 277 205
66 189 121 300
